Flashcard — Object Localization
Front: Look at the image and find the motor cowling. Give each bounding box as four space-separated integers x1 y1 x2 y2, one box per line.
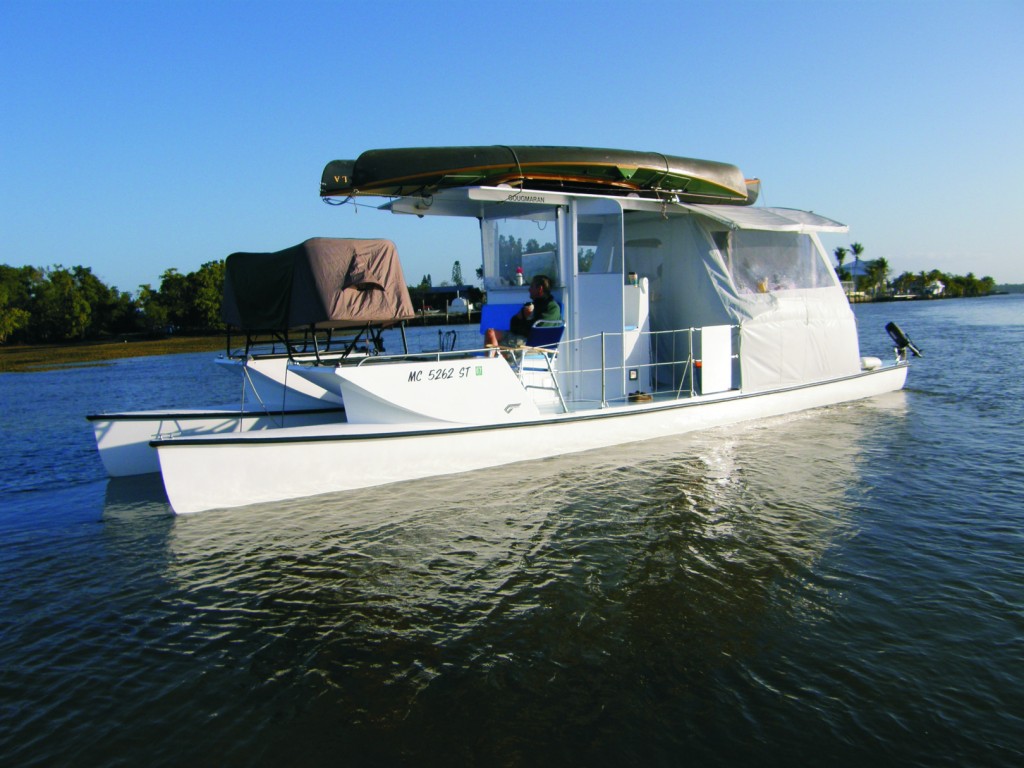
885 321 923 357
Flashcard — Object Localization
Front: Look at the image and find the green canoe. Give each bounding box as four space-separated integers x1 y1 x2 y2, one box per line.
321 146 759 205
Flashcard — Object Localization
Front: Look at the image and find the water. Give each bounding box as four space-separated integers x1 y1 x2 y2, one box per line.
1 298 1022 767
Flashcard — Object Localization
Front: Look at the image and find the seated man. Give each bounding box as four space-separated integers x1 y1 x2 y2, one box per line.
484 274 561 348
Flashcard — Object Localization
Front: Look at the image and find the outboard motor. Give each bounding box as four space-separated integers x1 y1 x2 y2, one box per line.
885 321 922 359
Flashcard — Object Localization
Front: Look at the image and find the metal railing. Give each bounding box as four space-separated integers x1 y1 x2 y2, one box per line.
334 324 738 411
554 327 723 406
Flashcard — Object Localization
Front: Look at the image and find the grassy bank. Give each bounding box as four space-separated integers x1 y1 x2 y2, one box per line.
0 336 227 373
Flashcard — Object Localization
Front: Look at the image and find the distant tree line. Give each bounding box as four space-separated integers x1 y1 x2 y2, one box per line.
887 269 996 298
1 246 1005 346
833 243 996 298
0 261 225 344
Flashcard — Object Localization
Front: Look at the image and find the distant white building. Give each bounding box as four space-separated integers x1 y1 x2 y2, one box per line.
447 295 473 314
925 280 945 296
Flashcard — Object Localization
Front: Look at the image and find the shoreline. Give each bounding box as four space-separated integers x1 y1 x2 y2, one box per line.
1 314 482 373
0 335 227 373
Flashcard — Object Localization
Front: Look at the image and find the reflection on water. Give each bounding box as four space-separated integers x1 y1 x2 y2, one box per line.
77 400 906 764
102 473 169 514
5 300 1024 766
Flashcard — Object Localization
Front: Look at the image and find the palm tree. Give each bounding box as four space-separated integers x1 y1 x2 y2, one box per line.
893 271 915 294
874 257 890 296
833 246 849 280
850 242 865 291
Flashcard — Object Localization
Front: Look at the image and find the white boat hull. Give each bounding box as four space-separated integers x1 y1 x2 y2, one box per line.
213 355 344 409
89 353 346 477
156 364 907 514
291 356 545 424
90 405 346 477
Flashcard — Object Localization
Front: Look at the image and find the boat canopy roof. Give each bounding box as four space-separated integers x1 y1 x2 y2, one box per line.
680 205 848 233
222 238 416 332
380 184 844 232
322 146 758 205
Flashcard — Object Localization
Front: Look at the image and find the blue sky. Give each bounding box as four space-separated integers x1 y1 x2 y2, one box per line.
3 0 1022 292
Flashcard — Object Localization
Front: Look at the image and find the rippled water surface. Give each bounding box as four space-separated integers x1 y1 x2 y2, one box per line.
1 297 1022 766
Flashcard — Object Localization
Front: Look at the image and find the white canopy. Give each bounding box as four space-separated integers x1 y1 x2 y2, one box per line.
682 205 849 233
623 208 861 393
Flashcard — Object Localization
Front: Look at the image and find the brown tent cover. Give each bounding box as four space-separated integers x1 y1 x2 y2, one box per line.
221 238 416 331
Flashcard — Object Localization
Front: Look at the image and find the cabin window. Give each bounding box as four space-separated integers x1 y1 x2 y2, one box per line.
728 231 832 292
577 210 623 274
481 209 559 288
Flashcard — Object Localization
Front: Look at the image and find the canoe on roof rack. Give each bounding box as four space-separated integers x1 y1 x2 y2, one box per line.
321 145 759 205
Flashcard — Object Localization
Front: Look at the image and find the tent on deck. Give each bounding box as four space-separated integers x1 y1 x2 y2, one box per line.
221 238 416 332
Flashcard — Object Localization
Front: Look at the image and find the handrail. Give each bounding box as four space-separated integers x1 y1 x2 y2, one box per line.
309 324 738 404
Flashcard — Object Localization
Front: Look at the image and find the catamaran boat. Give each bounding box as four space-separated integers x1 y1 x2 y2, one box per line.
88 238 417 476
152 146 920 514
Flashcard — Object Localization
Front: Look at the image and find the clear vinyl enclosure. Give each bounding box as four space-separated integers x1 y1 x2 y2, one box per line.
481 207 560 289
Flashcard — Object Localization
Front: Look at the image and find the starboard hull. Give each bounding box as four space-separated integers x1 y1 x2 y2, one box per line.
155 364 907 514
